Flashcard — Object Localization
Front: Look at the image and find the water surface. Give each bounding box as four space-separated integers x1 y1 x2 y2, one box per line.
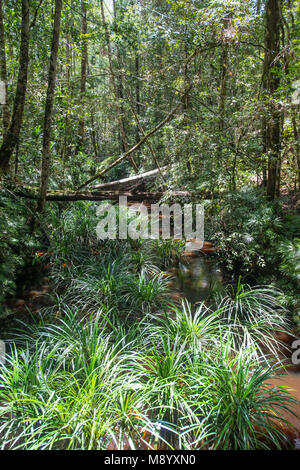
171 256 223 305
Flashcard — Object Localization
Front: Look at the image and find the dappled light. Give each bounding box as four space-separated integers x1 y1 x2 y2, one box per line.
0 0 299 453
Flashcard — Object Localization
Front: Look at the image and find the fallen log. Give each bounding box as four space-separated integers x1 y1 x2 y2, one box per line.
90 166 170 191
16 189 215 203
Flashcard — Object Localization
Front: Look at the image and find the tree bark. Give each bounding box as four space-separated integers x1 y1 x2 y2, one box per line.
78 0 88 147
0 0 30 175
219 45 228 133
0 0 9 136
291 111 300 190
135 54 140 144
63 26 72 161
263 0 282 200
37 0 63 212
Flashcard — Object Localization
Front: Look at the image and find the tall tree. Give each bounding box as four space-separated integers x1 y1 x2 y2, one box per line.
0 0 9 136
63 9 72 161
0 0 30 175
263 0 282 199
135 54 140 144
78 0 88 148
100 0 138 172
38 0 63 211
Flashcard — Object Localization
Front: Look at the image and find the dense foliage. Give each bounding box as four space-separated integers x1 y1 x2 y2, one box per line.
0 298 297 449
0 0 299 452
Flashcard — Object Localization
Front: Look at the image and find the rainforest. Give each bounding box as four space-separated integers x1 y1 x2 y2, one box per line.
0 0 300 452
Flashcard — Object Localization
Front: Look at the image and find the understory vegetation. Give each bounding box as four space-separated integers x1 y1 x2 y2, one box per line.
0 308 298 450
0 0 300 452
0 196 300 450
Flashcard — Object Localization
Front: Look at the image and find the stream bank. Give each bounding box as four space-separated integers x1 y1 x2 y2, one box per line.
172 241 300 445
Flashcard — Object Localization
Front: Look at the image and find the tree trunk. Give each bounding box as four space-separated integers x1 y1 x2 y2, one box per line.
219 45 228 133
256 0 262 15
91 166 169 190
183 42 193 175
135 54 140 144
0 0 9 136
64 27 72 161
263 0 282 200
0 0 30 175
291 111 300 190
38 0 63 212
100 0 138 172
19 189 215 203
78 0 88 148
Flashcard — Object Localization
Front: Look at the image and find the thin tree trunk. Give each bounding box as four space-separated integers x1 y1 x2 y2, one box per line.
291 111 300 189
100 0 138 172
64 28 72 161
135 54 140 144
0 0 9 136
113 0 128 153
256 0 262 15
78 0 88 148
263 0 282 200
219 45 228 132
38 0 63 212
183 41 193 175
121 76 164 179
279 5 299 191
128 97 165 181
14 141 19 180
0 0 30 175
90 113 98 159
261 114 268 187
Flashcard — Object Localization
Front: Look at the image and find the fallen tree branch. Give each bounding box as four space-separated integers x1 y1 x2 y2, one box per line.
76 95 187 191
90 166 170 191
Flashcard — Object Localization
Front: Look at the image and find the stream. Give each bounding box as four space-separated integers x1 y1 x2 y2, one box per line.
170 249 300 446
2 243 300 447
169 256 223 305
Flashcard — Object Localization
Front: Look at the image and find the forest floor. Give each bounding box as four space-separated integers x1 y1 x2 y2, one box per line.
1 189 300 449
280 189 300 213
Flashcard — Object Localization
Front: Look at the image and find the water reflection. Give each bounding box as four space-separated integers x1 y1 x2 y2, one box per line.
171 256 223 305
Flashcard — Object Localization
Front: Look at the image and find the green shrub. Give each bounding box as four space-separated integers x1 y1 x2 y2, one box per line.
0 191 39 317
188 347 298 450
1 309 298 450
207 188 284 273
